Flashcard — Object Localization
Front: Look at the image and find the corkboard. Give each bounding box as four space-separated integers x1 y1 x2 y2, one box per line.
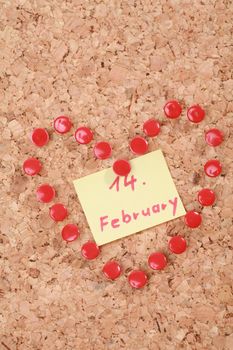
0 1 232 349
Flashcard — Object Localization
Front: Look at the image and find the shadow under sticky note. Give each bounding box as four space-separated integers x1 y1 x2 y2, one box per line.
73 150 186 245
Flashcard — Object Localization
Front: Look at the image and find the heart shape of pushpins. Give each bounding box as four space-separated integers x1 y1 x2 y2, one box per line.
23 101 223 289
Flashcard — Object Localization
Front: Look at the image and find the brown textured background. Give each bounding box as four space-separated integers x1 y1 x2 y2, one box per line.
0 1 233 349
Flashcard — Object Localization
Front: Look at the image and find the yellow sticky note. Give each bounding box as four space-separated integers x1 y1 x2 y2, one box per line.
73 150 186 246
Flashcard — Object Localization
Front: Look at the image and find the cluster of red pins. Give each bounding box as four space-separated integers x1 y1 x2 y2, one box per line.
23 101 224 289
163 102 222 239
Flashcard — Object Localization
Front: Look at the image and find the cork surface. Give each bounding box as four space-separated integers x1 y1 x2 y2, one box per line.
0 1 233 349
